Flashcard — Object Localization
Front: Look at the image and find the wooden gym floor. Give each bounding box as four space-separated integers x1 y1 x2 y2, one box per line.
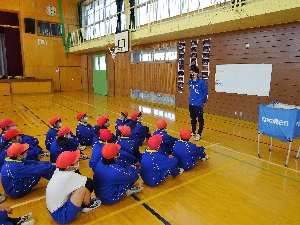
1 91 300 225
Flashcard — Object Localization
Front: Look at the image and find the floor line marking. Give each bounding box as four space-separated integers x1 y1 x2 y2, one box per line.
11 196 46 208
85 158 244 225
14 106 34 128
214 144 300 173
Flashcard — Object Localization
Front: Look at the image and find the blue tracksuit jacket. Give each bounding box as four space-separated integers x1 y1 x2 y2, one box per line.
94 160 139 204
129 122 149 146
173 140 206 171
152 129 177 155
116 137 141 164
76 122 94 146
49 138 79 163
140 148 180 187
45 127 59 150
89 140 106 171
188 78 208 106
1 158 55 198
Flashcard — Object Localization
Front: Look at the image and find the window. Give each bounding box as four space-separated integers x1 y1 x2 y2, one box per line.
131 47 177 63
38 21 62 36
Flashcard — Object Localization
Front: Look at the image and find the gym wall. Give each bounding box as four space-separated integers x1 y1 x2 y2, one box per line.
0 0 82 91
106 21 300 122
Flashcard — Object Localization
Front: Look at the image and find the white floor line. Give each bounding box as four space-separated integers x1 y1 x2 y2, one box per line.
13 102 40 126
215 144 300 173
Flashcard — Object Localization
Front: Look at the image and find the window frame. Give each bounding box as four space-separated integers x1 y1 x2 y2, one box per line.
37 21 62 37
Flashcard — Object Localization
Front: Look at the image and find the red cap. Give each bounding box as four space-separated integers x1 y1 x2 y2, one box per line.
0 119 16 129
99 129 112 141
7 143 29 157
102 143 121 159
180 129 191 140
97 116 109 127
56 150 80 168
49 117 61 126
118 126 131 136
131 111 141 121
4 129 22 140
148 134 162 150
121 111 128 117
58 126 72 137
156 120 168 130
76 112 86 121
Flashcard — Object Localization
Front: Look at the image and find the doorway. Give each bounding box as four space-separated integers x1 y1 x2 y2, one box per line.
93 54 107 95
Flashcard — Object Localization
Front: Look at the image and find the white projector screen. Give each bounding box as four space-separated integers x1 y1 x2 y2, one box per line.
215 64 272 96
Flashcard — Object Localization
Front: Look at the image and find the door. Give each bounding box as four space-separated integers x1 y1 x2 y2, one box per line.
93 54 107 95
59 66 82 91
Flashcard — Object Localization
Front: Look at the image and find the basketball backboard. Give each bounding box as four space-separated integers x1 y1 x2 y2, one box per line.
115 30 129 53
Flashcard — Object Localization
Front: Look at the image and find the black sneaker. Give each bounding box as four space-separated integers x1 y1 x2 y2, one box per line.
17 212 32 224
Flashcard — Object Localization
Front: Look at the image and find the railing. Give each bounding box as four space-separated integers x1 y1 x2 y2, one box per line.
69 0 237 47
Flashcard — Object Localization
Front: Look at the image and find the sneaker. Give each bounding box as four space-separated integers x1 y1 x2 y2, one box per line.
78 145 86 151
40 152 50 157
179 168 184 174
201 155 209 161
0 192 7 203
79 153 89 160
194 134 201 141
82 198 102 213
17 212 33 224
191 132 195 137
21 220 35 225
125 186 143 196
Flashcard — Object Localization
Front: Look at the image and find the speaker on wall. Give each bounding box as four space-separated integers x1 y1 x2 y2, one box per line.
24 18 35 34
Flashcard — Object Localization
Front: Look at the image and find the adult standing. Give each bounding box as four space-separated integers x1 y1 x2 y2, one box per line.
188 67 208 140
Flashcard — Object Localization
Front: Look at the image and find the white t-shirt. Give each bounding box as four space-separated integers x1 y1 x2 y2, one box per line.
46 168 87 213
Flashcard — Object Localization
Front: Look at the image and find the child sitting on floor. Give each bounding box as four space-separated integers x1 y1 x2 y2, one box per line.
76 112 94 148
173 129 209 171
140 134 183 187
46 150 101 224
129 111 151 147
115 111 130 138
45 116 62 151
93 115 117 144
153 120 177 155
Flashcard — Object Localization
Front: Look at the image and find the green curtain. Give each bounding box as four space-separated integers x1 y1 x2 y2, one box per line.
57 0 72 58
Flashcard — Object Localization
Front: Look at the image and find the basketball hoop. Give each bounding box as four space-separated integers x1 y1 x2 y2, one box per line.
108 46 123 60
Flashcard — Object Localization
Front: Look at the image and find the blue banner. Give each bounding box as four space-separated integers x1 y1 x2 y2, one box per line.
258 103 300 142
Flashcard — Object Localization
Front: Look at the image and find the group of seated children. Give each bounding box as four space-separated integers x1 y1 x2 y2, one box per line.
0 110 208 224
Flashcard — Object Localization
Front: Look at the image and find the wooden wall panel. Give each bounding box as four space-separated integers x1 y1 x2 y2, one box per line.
108 56 114 97
109 46 178 98
175 21 300 122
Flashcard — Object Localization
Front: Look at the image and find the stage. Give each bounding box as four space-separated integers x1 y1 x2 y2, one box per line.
0 78 53 95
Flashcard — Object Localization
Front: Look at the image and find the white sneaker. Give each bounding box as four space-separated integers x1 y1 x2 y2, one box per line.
179 168 184 174
0 192 7 203
126 186 143 196
40 152 50 157
191 132 195 137
82 198 102 213
78 145 86 151
194 134 201 141
21 220 35 225
79 152 89 160
17 212 33 224
202 155 209 161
